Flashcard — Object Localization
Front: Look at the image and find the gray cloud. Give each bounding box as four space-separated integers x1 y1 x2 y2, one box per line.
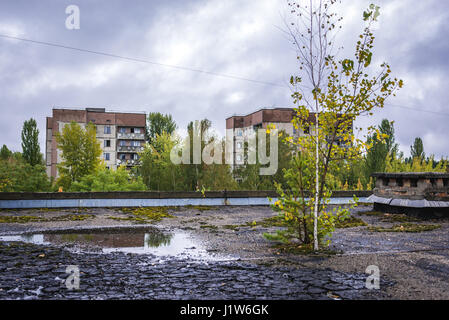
0 0 448 159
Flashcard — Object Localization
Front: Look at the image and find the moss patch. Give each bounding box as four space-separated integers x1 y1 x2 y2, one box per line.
358 210 384 217
199 224 218 230
367 223 441 233
109 207 175 224
243 216 288 228
185 205 215 212
379 214 420 223
358 211 421 223
0 214 94 223
335 216 367 228
272 243 340 256
247 215 368 229
222 224 240 231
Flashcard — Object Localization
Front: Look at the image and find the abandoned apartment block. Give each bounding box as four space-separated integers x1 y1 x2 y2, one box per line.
45 108 146 178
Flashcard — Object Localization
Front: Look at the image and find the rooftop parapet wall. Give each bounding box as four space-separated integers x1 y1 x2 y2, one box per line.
0 190 373 209
0 190 372 201
372 172 449 201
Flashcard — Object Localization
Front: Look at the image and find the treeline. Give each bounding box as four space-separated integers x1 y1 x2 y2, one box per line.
0 115 447 192
327 119 447 190
0 119 52 192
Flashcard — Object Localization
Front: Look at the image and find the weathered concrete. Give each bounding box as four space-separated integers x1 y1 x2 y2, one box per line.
0 191 372 209
371 172 449 217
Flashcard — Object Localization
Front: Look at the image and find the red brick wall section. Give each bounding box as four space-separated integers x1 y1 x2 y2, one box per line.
46 117 53 130
115 113 146 127
53 109 87 123
87 112 116 125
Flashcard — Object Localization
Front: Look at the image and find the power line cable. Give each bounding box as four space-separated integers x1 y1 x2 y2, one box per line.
0 33 286 88
384 102 449 117
1 33 448 117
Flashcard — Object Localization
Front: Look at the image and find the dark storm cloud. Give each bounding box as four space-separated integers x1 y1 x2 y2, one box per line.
0 0 448 159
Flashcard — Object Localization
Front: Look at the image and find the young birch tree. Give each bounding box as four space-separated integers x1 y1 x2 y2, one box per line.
270 1 403 250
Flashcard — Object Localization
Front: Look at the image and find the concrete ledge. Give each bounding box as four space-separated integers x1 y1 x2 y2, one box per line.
369 194 449 218
368 194 449 208
0 190 372 201
0 192 374 209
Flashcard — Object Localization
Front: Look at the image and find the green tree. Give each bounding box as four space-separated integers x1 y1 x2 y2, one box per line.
147 112 177 144
0 145 12 160
199 138 238 191
410 137 425 160
183 119 212 191
21 118 42 166
270 2 402 250
0 156 51 192
235 130 294 190
139 132 185 191
70 165 146 192
385 152 446 172
364 119 398 179
55 122 102 189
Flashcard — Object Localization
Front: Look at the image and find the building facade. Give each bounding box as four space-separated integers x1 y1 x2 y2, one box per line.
225 108 317 169
46 108 146 178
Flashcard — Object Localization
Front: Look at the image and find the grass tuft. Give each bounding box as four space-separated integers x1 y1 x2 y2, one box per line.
367 223 441 233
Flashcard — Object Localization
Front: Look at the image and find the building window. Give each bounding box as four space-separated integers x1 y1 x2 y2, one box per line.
104 140 111 148
237 129 242 136
104 126 111 134
132 153 139 160
120 127 127 133
119 140 126 147
132 141 141 147
237 142 242 149
119 154 126 160
104 153 110 161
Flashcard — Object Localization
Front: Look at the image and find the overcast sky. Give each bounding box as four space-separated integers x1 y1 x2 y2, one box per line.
0 0 448 158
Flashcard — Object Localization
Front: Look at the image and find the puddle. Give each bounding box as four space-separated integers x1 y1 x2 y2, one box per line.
0 228 236 262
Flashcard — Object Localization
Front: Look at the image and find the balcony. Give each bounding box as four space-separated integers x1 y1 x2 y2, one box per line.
116 159 141 166
117 132 145 140
117 145 145 152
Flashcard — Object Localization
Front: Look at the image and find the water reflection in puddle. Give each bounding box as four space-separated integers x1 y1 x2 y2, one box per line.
0 229 235 261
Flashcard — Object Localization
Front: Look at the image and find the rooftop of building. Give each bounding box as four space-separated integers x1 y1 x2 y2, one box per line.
47 107 147 127
225 107 299 120
51 107 146 114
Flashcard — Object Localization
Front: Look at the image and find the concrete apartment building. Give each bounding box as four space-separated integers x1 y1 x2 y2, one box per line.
46 108 146 178
225 108 317 169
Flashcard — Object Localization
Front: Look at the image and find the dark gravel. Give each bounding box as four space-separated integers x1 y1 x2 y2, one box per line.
0 241 392 300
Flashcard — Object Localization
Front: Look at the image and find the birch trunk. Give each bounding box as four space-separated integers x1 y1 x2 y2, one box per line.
314 109 319 251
